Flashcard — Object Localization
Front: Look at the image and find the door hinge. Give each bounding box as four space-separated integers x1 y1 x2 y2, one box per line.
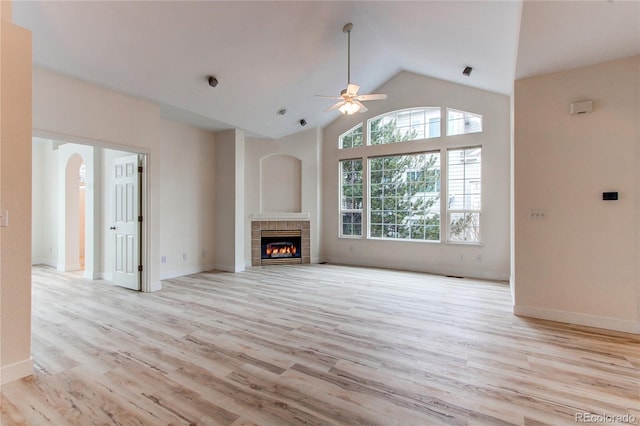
138 166 143 173
138 215 143 222
138 265 143 272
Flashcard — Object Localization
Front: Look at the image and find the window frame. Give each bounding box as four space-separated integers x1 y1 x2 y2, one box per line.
336 106 485 244
367 151 441 242
446 108 483 136
446 146 482 244
339 123 364 149
367 107 441 146
338 158 364 238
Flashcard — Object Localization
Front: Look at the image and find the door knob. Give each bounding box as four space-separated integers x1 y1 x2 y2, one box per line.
110 226 116 230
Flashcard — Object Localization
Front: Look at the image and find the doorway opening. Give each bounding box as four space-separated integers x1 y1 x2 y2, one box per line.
79 162 86 271
32 137 148 292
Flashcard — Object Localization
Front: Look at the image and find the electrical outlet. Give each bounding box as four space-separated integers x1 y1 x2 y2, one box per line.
161 256 167 264
202 250 207 258
182 253 187 261
529 209 548 220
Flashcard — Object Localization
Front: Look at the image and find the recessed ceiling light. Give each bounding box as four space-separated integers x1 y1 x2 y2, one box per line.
462 66 473 76
277 108 287 116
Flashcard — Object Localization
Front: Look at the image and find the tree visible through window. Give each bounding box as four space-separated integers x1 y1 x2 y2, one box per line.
339 123 363 149
369 152 440 241
337 106 483 243
339 159 363 237
368 108 440 145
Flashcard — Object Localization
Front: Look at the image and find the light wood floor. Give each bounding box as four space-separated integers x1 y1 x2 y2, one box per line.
1 265 639 425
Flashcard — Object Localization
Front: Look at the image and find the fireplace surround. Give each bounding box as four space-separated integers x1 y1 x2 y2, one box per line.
251 217 310 266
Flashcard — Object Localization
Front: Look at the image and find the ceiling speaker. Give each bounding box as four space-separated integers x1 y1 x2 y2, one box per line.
569 100 592 115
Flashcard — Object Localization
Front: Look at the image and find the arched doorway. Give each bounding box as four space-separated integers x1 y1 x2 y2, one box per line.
61 153 84 272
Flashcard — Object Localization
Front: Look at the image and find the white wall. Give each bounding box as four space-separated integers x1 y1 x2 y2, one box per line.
514 56 640 333
245 127 322 264
260 154 302 213
158 120 216 279
33 66 162 291
32 138 58 266
322 71 511 280
32 66 220 292
215 129 245 272
1 11 33 384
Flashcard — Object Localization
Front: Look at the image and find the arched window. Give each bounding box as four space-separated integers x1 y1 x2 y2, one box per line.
339 123 363 149
447 108 483 136
368 108 441 145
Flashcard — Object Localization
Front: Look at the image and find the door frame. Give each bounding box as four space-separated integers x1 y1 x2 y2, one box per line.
33 129 151 292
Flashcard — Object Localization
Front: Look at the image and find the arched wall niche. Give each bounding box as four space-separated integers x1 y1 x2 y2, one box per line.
259 154 302 213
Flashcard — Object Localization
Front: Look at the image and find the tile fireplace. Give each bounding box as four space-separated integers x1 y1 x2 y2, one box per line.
251 216 310 266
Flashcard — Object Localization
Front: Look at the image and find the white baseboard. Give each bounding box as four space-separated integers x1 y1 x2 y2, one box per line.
148 280 162 292
160 264 219 281
1 358 33 385
514 305 640 334
57 263 81 272
322 256 510 282
32 258 56 267
214 263 245 273
83 270 102 280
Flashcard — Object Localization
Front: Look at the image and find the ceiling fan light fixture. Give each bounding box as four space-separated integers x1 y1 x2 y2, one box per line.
317 23 386 114
339 100 361 115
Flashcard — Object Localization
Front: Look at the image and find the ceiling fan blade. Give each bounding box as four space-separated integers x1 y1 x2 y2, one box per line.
325 100 345 112
346 83 360 96
355 100 368 113
355 93 387 101
315 95 342 99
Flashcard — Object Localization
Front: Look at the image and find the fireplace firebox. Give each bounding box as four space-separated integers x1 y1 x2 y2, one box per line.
250 218 310 266
260 230 302 265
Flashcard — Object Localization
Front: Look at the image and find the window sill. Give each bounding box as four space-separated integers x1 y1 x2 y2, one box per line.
446 240 483 246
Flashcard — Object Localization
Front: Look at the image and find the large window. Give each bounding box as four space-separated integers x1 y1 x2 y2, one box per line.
337 107 483 243
339 159 363 237
447 147 481 242
369 152 440 241
368 108 440 145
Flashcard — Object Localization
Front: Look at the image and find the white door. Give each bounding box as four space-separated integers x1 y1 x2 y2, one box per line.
111 155 141 290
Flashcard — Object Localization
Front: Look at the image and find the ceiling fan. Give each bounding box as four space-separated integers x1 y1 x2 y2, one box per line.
319 23 387 115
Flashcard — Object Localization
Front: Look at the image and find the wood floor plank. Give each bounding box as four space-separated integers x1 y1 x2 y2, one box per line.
1 264 638 425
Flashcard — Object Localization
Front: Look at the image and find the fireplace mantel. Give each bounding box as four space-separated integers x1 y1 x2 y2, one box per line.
251 212 310 221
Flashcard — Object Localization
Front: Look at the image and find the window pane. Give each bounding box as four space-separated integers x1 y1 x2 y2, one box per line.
448 212 480 242
447 108 483 136
368 108 441 145
447 147 481 243
339 123 364 149
368 152 441 241
339 159 363 237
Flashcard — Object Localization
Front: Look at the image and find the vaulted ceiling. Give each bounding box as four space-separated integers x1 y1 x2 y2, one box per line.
12 1 640 139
